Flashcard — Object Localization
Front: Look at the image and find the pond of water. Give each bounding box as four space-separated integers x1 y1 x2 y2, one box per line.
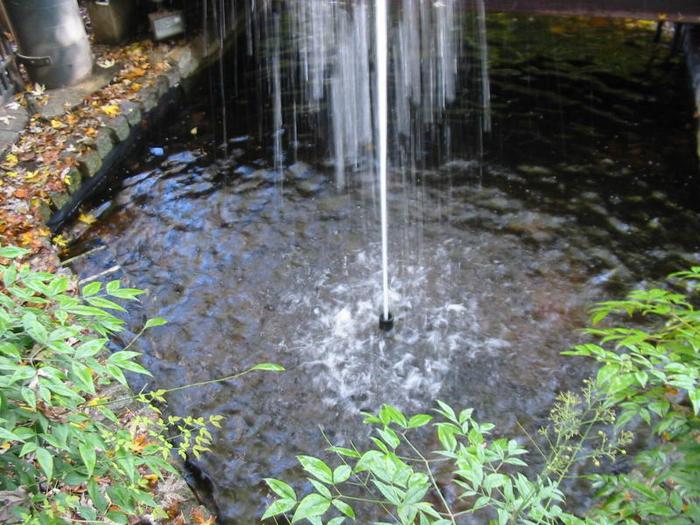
69 10 699 523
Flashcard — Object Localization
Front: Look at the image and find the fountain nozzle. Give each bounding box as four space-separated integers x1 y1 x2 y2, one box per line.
379 312 394 332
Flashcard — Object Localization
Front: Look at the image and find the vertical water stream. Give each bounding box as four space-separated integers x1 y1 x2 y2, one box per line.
376 0 391 321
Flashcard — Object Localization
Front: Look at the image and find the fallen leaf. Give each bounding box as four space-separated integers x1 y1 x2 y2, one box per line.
52 235 68 248
78 213 97 225
100 104 121 118
97 57 116 69
50 119 66 129
29 83 46 96
191 507 216 525
2 153 18 169
124 67 146 80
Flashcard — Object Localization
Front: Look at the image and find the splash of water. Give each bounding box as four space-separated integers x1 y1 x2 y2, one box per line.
376 0 390 320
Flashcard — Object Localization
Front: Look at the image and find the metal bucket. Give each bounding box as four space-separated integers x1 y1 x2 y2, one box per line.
0 0 93 89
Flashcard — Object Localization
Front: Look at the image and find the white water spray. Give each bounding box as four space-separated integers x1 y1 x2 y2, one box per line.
376 0 390 322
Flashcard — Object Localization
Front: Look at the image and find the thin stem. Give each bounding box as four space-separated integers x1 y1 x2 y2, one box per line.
402 433 457 525
84 366 265 408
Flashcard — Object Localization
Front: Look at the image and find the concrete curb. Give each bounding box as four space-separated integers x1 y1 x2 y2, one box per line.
43 33 227 232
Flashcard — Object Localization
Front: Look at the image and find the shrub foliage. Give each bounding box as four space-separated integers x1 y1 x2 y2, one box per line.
0 246 284 523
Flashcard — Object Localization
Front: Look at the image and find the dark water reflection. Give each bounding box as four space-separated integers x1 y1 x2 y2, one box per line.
70 14 698 523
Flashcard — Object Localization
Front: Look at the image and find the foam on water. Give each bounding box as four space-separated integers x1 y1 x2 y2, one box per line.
281 242 499 412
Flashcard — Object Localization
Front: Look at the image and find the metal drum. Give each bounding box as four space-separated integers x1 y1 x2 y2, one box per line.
0 0 93 89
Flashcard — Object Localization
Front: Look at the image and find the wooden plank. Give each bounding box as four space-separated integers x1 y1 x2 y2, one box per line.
483 0 700 23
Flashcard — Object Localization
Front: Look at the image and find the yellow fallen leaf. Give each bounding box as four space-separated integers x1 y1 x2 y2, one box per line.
52 235 68 248
100 104 121 118
78 213 97 225
50 119 66 129
19 232 34 246
2 153 18 168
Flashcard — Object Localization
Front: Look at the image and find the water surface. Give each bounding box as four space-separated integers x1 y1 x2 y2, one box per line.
70 12 699 523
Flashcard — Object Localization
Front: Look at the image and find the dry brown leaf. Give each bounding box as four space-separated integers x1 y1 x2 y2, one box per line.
191 507 216 525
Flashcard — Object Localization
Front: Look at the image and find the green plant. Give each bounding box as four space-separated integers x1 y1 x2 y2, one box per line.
0 246 283 524
262 393 625 525
263 268 700 524
565 267 700 524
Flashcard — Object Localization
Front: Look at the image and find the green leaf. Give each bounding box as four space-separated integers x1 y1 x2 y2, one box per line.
21 387 36 410
0 427 22 441
86 296 127 312
72 362 95 393
332 499 355 518
309 478 332 499
262 498 297 520
377 428 400 449
144 317 168 329
265 478 296 500
379 404 407 427
79 443 97 477
107 284 144 300
0 246 28 259
19 441 38 457
36 447 54 480
328 446 360 458
291 493 331 523
251 363 285 372
82 281 102 297
333 465 352 484
75 339 107 360
297 455 333 484
407 414 433 428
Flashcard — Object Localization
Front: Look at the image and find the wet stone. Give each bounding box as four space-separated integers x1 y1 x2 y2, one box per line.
65 167 82 194
50 191 70 209
120 101 143 127
296 179 323 196
82 130 114 159
516 164 553 176
163 150 200 166
288 161 313 180
104 115 131 142
232 178 264 194
140 89 159 112
156 75 170 96
607 216 632 235
234 165 256 177
123 170 154 188
478 195 521 213
78 151 103 178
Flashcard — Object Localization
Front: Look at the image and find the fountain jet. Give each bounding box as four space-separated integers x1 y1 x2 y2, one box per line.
376 0 392 331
